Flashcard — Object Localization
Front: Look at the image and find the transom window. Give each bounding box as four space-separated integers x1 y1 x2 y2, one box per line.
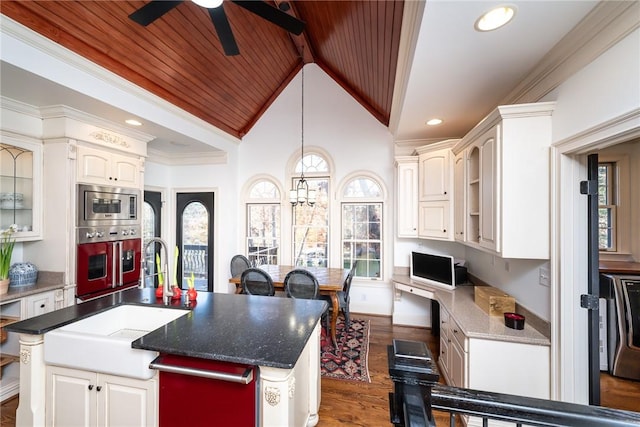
341 176 384 278
246 179 281 266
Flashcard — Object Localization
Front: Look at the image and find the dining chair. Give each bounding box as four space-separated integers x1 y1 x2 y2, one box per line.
322 261 357 331
230 254 251 278
284 269 319 300
240 268 275 296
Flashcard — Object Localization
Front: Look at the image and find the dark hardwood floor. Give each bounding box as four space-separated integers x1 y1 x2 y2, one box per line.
1 315 638 426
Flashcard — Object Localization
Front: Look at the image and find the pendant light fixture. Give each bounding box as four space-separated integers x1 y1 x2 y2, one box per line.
290 63 316 206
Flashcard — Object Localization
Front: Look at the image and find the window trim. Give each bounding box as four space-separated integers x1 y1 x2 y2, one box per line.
597 154 631 260
338 171 387 280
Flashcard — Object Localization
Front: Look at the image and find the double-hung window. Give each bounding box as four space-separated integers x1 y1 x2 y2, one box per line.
341 176 384 278
292 154 330 267
598 162 617 251
246 179 281 266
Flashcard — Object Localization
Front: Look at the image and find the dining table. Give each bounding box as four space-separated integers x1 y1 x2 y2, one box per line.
229 264 349 348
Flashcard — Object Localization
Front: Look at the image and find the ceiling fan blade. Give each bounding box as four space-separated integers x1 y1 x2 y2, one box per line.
129 0 184 26
231 0 305 35
208 7 240 56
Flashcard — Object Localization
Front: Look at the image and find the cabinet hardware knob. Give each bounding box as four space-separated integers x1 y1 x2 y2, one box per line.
448 339 451 343
453 329 458 334
97 386 102 392
40 304 45 308
88 385 94 391
444 191 447 195
443 229 446 232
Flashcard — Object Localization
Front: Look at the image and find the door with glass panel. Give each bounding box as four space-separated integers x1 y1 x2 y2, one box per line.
143 191 162 288
176 192 214 292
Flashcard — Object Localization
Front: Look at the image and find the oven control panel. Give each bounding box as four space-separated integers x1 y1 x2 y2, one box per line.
77 225 141 244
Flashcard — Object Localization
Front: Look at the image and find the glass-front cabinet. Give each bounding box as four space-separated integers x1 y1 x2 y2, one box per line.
0 132 42 241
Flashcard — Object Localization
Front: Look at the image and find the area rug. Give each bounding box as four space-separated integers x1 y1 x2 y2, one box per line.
320 317 371 383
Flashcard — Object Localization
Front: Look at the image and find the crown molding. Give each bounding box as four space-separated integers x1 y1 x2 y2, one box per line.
502 1 640 105
0 96 42 118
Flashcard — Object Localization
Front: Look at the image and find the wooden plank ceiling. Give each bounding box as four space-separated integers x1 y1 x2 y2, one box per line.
1 0 404 139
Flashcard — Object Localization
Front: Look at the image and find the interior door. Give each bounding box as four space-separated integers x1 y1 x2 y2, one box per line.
143 190 162 287
176 192 214 292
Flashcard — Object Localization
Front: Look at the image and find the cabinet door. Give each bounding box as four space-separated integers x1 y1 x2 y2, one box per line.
0 135 43 241
23 290 56 319
396 158 418 237
111 154 140 188
418 149 450 201
453 151 465 242
478 127 498 251
450 340 466 388
418 201 450 240
99 374 157 427
46 366 97 427
77 146 111 185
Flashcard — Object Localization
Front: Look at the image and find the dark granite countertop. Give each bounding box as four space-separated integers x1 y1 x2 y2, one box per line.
6 287 327 369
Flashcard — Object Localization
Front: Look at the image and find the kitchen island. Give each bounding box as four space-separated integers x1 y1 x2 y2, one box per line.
6 288 327 426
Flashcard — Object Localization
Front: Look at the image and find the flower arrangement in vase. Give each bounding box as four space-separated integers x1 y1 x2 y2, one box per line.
0 224 17 294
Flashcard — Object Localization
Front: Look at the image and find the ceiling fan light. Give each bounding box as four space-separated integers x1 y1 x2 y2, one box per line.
475 6 515 32
192 0 224 9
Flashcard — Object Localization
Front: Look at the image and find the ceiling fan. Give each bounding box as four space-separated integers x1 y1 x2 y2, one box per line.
129 0 305 56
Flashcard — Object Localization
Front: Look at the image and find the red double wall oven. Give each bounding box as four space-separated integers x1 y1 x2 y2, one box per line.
76 184 142 301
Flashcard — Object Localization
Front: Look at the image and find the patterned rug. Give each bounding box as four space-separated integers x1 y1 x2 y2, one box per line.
320 317 371 383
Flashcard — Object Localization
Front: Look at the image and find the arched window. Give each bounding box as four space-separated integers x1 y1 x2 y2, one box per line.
291 152 331 267
246 178 281 266
341 175 384 279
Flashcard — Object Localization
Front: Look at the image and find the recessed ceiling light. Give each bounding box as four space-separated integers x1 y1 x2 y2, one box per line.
426 118 443 126
475 6 515 32
125 119 142 126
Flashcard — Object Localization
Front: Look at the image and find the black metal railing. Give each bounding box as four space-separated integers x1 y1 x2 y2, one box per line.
388 340 640 427
430 384 640 427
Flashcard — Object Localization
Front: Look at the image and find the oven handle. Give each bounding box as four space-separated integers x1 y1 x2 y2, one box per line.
111 242 117 288
149 356 254 384
117 241 123 286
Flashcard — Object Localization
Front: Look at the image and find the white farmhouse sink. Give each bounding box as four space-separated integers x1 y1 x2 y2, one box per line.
44 305 189 379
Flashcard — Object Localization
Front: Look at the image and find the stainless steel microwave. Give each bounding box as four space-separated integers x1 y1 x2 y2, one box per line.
77 184 140 227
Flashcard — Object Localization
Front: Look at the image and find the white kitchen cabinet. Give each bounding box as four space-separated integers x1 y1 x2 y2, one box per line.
0 132 43 241
23 289 63 319
414 140 457 241
453 151 465 242
417 148 451 202
46 365 158 427
418 201 450 240
77 145 142 188
395 157 419 238
453 102 555 259
438 305 467 388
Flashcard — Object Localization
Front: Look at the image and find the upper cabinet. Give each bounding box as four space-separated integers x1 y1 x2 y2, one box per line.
417 148 451 201
0 132 43 241
77 145 143 189
453 102 555 259
395 157 419 238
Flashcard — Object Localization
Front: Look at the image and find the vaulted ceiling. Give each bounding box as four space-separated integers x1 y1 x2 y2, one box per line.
1 0 404 139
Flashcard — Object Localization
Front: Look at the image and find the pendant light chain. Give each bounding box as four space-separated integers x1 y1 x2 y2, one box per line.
301 63 305 180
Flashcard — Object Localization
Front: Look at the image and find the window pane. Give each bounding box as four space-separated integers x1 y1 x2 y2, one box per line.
247 204 280 265
341 202 382 278
293 177 329 267
182 202 208 291
295 154 328 173
598 162 616 251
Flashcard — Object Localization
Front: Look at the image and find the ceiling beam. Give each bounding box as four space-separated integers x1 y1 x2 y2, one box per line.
274 0 314 64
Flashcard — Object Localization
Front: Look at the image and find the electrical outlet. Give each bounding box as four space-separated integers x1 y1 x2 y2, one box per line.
539 267 550 287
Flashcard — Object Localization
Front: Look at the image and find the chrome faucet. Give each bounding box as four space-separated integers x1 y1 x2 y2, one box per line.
143 237 174 304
